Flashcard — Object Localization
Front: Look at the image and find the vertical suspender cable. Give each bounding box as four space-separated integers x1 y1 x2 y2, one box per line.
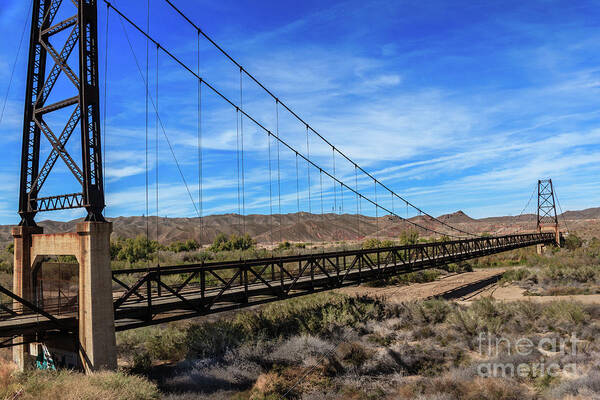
240 68 246 235
155 44 160 266
197 30 203 242
375 181 379 245
306 125 311 214
296 152 300 228
145 0 150 269
355 165 360 240
268 132 273 249
236 107 241 234
276 100 282 243
332 149 337 213
117 14 199 219
406 201 409 232
340 182 344 215
320 170 324 246
119 0 478 239
155 45 161 295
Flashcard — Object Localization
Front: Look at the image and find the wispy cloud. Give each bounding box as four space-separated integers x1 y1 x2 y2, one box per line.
1 0 600 224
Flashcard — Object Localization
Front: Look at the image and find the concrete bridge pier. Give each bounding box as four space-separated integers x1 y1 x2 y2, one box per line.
12 222 117 372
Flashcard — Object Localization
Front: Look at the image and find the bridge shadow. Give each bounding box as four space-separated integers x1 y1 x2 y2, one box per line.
432 272 503 301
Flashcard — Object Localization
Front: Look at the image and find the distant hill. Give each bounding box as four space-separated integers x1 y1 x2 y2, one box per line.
437 210 476 224
559 207 600 220
0 207 598 247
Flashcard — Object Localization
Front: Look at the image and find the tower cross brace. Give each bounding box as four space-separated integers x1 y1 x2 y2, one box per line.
19 0 105 226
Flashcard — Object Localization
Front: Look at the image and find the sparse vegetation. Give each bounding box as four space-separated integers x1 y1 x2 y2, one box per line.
2 221 600 399
111 236 160 264
120 294 600 399
209 233 255 252
0 365 159 400
485 233 600 296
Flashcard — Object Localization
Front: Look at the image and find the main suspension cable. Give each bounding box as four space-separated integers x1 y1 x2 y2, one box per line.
554 188 570 233
107 2 464 239
160 0 477 238
515 183 537 234
0 0 32 128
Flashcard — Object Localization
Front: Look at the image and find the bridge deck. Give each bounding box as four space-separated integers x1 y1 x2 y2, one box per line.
0 233 554 342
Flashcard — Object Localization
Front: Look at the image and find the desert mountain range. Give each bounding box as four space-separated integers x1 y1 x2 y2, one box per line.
1 207 598 247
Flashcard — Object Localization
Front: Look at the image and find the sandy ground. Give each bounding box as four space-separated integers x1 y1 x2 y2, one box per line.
467 283 600 304
339 268 600 304
339 268 506 303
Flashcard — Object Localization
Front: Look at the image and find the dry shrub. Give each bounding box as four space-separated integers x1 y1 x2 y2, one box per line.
249 365 330 400
0 362 20 398
0 369 159 400
336 342 370 368
394 374 533 400
548 370 600 399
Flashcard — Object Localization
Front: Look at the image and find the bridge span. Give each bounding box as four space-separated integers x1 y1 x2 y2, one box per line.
0 232 554 345
3 0 565 372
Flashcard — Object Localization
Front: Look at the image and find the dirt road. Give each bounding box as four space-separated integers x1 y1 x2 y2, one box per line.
340 268 600 304
338 268 506 302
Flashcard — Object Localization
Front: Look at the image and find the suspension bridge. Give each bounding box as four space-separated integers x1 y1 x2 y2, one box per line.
1 0 564 372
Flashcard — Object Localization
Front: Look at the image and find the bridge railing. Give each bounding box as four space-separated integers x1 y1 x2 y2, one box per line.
109 233 554 329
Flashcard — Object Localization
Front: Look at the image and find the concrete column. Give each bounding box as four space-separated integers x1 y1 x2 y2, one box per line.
77 221 117 372
11 225 43 370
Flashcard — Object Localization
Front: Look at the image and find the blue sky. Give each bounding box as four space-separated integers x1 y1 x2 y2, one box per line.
1 0 599 225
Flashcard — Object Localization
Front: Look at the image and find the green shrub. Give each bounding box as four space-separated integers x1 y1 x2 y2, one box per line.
186 319 246 358
117 324 187 362
414 299 452 324
445 263 473 273
209 233 255 252
276 241 292 250
501 268 530 283
111 236 160 264
132 351 152 372
234 293 386 339
168 239 200 253
362 238 382 249
564 233 583 251
399 230 419 245
542 301 588 325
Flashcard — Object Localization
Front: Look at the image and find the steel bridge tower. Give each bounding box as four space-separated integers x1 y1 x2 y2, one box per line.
12 0 115 372
537 179 560 247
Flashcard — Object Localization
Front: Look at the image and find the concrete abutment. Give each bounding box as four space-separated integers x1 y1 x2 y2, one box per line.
12 222 117 372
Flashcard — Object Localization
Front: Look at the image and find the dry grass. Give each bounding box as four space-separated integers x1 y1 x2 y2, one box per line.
0 365 159 400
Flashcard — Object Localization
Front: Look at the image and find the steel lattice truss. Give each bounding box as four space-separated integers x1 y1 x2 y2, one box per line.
109 232 555 330
19 0 104 226
0 232 554 341
537 179 558 228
